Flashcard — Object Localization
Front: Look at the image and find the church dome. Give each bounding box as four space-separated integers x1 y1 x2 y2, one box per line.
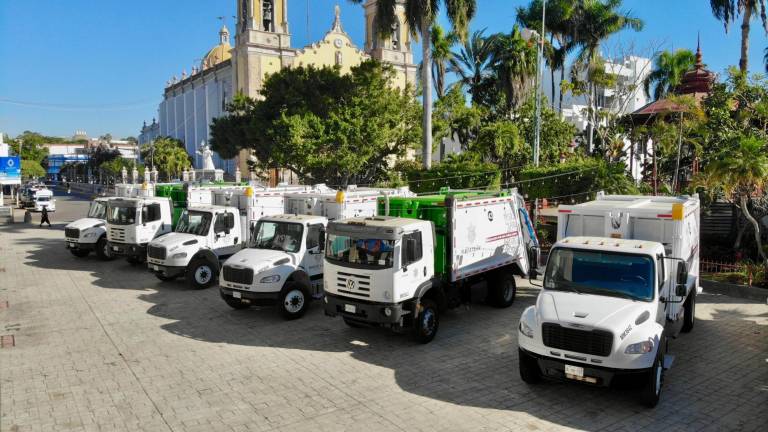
201 25 232 70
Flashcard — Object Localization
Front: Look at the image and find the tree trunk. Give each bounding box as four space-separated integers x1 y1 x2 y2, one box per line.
558 67 565 113
739 7 752 73
421 20 433 170
740 195 768 268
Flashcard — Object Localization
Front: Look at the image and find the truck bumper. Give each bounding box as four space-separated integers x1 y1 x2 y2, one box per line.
65 241 95 252
323 293 411 326
148 263 186 278
108 242 146 260
219 287 279 306
520 348 649 387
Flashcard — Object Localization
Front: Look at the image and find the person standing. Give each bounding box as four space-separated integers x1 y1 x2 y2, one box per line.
40 206 51 227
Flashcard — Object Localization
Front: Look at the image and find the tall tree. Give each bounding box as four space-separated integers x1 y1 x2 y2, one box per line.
350 0 477 169
643 49 696 100
140 137 191 181
448 29 495 104
709 0 768 73
430 24 457 98
489 26 539 114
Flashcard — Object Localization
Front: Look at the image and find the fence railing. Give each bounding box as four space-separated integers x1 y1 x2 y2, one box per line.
700 260 741 274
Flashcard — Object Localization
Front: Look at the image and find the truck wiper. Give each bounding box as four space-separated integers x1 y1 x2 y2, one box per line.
584 287 638 301
554 280 582 295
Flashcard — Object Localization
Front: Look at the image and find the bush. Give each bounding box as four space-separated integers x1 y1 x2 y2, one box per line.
404 153 501 194
21 160 45 179
517 158 637 201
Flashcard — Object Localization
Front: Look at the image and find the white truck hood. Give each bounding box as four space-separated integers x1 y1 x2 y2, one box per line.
225 248 293 271
150 232 200 248
66 218 105 230
537 291 652 331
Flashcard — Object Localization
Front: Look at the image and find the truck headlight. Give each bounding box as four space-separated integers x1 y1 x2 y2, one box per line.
83 232 97 238
260 275 281 284
625 339 654 354
519 320 534 338
171 252 187 259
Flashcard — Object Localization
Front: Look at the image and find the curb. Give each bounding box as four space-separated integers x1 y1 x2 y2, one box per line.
700 279 768 303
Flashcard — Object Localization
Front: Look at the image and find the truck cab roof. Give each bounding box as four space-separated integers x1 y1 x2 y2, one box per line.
555 236 665 256
328 216 427 239
109 196 171 206
260 214 327 225
186 205 238 214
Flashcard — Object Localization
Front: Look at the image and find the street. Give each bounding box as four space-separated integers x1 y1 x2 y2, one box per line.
1 193 767 432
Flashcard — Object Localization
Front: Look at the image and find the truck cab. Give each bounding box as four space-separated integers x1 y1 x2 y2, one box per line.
32 189 55 212
147 205 241 289
219 214 328 320
65 197 113 260
106 197 174 264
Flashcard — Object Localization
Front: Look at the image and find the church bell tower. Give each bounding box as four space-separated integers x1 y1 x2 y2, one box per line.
363 0 417 88
233 0 294 98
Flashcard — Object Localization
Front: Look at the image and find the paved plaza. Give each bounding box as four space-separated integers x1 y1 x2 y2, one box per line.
1 192 767 432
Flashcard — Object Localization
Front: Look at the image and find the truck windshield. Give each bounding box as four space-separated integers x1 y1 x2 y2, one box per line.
37 196 50 202
88 201 107 219
107 204 137 225
176 210 212 236
251 221 303 253
544 248 654 301
325 234 394 269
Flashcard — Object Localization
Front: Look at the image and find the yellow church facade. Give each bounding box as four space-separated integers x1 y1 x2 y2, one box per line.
150 0 417 176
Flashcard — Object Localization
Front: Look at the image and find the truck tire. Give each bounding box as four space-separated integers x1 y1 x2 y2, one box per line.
187 259 216 290
488 271 517 308
94 237 113 261
69 248 90 258
518 349 542 384
279 282 310 320
681 291 696 333
640 340 665 408
224 296 250 310
412 298 439 344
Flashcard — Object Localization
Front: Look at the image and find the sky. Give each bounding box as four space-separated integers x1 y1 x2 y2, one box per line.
1 0 767 139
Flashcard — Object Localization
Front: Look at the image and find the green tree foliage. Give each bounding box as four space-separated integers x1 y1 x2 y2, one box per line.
433 86 485 149
8 131 51 163
517 158 637 201
515 96 577 164
709 0 768 73
211 61 422 186
449 29 496 105
430 24 457 98
489 26 539 113
88 146 121 172
140 137 191 181
403 153 501 193
21 160 45 179
99 158 144 180
643 49 696 100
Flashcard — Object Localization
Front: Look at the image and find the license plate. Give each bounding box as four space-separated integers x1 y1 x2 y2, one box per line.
112 246 119 251
344 304 356 314
68 242 75 248
153 265 159 271
232 291 242 299
565 364 584 378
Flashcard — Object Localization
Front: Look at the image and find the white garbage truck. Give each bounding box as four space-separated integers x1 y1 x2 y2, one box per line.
106 196 175 264
517 193 700 407
323 190 539 343
64 197 114 259
31 188 55 212
217 186 413 319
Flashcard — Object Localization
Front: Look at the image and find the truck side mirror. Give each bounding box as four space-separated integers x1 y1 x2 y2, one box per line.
676 262 688 286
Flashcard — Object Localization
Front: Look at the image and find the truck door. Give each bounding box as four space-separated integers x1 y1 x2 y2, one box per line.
140 203 162 243
212 212 239 258
398 230 428 297
656 254 669 324
301 223 325 294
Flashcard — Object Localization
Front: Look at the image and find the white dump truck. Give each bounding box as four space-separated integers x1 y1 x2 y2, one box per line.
65 197 114 259
323 190 539 343
146 185 314 288
31 188 55 212
217 186 411 318
517 193 700 407
106 196 175 264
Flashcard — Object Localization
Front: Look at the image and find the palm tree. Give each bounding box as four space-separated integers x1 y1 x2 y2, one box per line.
448 29 495 104
764 46 768 72
516 0 576 111
349 0 477 169
643 49 696 100
703 135 768 269
709 0 768 73
489 26 539 113
430 24 457 99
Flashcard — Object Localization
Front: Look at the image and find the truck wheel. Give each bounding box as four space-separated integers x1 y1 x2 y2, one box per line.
488 271 517 308
518 349 542 384
69 249 90 258
681 291 696 333
187 259 216 290
412 298 439 344
224 296 250 310
640 342 665 408
94 237 113 261
279 282 310 320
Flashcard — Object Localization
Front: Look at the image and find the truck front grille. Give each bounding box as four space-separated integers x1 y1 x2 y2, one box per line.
147 245 166 260
223 266 254 285
337 272 371 298
65 228 80 239
541 323 613 357
109 227 126 242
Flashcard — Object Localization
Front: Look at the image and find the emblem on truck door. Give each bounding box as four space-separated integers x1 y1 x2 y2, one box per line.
487 210 494 221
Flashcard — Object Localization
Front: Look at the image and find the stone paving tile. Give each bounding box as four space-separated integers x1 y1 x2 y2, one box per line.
1 194 767 431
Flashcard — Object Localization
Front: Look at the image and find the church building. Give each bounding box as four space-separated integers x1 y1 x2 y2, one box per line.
142 0 417 176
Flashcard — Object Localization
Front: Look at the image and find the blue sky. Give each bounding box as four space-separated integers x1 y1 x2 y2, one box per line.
1 0 767 139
